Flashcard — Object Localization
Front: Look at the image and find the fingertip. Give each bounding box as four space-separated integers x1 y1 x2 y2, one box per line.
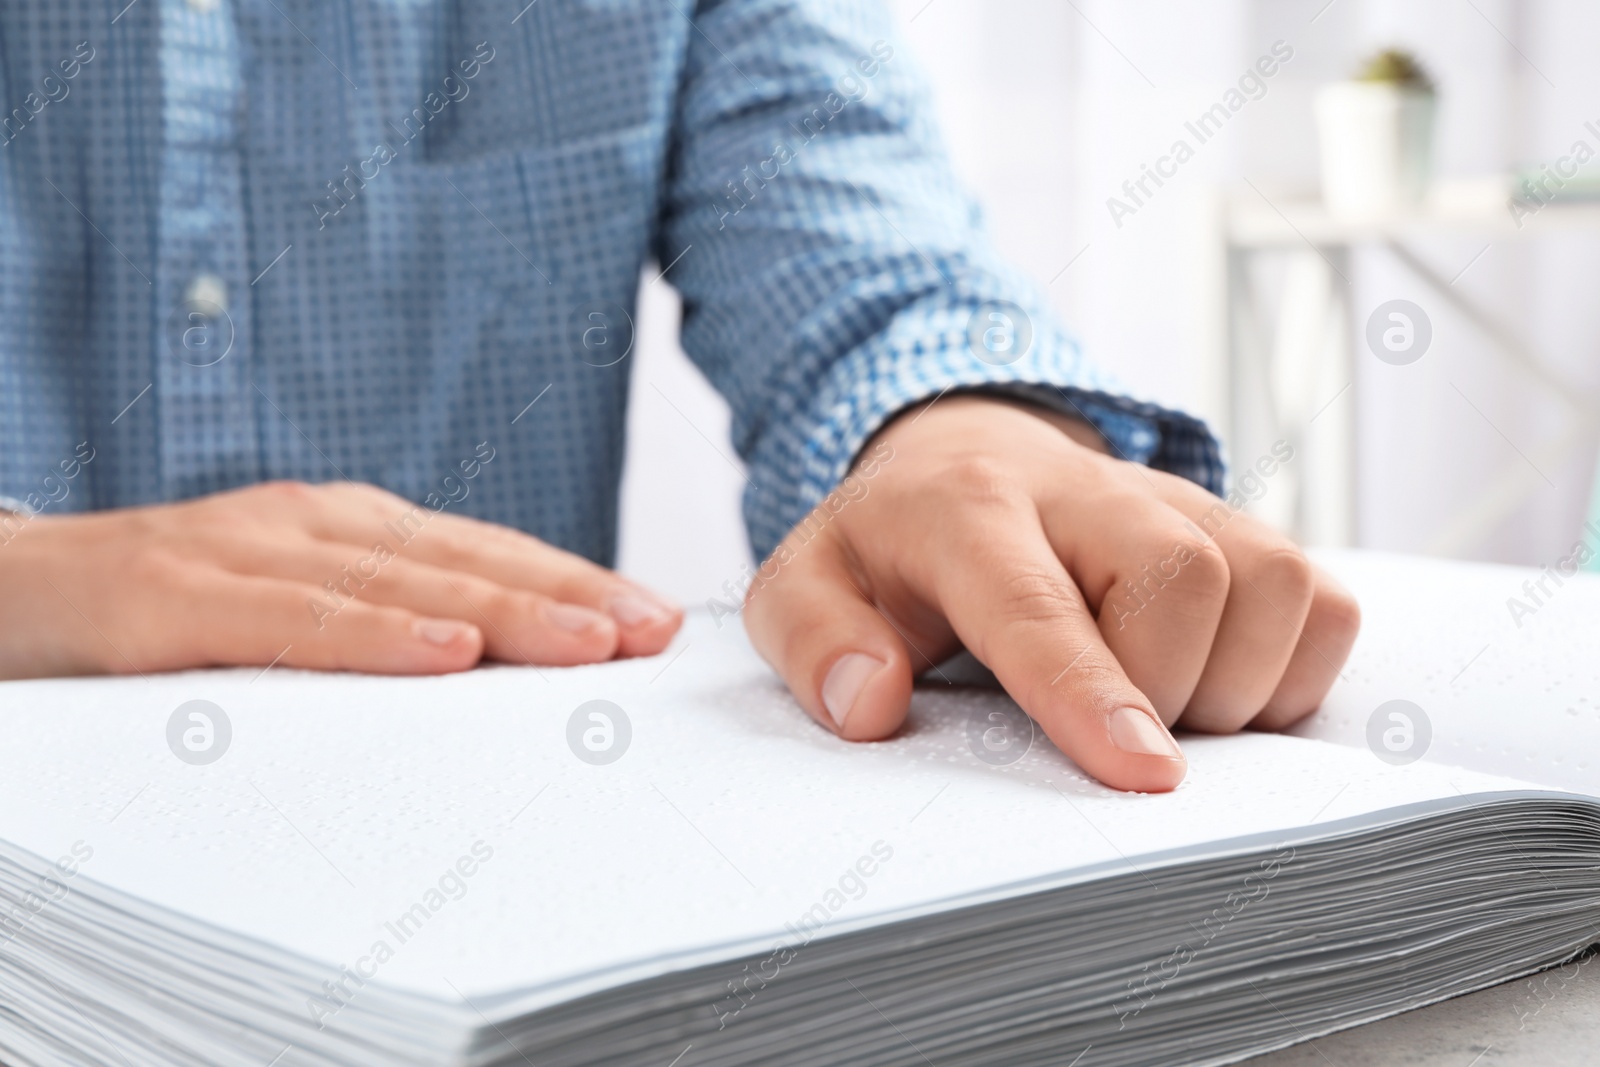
606 589 685 658
736 536 922 745
624 607 684 658
410 616 485 672
1099 705 1187 792
543 602 623 661
1105 751 1188 793
819 650 913 741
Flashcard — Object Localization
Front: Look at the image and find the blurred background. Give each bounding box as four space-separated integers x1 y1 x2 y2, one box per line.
617 0 1600 606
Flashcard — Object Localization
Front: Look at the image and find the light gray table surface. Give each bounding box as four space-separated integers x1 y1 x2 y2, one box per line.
1243 953 1600 1066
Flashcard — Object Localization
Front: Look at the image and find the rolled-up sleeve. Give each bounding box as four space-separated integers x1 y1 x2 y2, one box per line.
655 0 1224 560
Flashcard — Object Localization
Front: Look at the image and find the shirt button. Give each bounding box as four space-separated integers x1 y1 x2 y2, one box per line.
186 0 220 12
184 273 227 316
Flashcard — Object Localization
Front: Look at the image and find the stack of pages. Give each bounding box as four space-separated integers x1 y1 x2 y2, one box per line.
0 550 1597 1066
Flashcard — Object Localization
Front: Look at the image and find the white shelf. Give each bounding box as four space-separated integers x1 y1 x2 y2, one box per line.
1225 177 1600 247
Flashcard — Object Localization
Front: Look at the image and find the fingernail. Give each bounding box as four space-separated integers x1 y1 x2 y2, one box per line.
607 590 677 628
1109 706 1183 759
546 602 610 634
821 653 885 732
415 618 475 646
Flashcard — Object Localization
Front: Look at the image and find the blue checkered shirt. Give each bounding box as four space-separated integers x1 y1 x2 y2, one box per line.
0 0 1222 562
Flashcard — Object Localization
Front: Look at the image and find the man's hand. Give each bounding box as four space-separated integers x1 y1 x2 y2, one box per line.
0 482 681 679
743 396 1361 793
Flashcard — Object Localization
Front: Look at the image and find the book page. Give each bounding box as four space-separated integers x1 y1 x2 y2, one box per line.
0 605 1552 1013
1299 550 1600 795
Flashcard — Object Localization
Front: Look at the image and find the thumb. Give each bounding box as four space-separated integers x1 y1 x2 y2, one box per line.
741 538 918 741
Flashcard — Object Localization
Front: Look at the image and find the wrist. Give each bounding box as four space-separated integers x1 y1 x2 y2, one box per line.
977 393 1110 454
861 391 1109 470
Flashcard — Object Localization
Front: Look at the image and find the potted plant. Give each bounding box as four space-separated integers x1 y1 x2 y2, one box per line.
1315 49 1437 217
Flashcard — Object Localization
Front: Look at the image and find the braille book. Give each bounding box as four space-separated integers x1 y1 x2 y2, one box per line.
0 551 1596 1066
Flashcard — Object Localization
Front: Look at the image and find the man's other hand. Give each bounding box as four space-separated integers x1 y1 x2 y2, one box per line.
0 482 681 679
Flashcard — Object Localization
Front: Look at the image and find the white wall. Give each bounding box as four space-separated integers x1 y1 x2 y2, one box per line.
617 0 1600 603
614 274 751 607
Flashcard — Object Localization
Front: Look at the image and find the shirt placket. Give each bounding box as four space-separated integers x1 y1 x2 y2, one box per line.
155 0 257 498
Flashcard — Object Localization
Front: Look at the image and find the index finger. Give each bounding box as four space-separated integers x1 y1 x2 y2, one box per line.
916 488 1186 793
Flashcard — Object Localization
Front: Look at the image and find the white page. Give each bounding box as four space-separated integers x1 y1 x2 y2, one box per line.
0 597 1558 1014
1300 550 1600 794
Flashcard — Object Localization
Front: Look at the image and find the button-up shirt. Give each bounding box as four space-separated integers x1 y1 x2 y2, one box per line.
0 0 1221 561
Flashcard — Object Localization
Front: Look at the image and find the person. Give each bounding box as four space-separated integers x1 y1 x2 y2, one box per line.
0 0 1357 794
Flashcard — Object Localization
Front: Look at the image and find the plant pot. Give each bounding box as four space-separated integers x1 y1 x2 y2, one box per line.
1314 82 1436 218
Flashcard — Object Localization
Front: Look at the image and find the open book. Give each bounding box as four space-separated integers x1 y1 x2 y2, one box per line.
0 550 1596 1066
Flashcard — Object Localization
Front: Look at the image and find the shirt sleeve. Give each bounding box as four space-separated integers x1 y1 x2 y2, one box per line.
654 0 1224 560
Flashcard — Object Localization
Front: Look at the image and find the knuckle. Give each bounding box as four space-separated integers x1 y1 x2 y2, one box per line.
547 564 622 605
1120 534 1229 616
320 597 385 636
1055 654 1127 691
1032 653 1129 713
1183 537 1231 594
1245 543 1315 605
993 567 1085 629
237 480 325 522
321 607 398 670
546 577 604 608
418 529 475 567
1313 580 1362 641
939 455 1022 507
256 479 318 504
124 546 189 588
345 481 407 509
485 585 540 623
347 483 416 518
